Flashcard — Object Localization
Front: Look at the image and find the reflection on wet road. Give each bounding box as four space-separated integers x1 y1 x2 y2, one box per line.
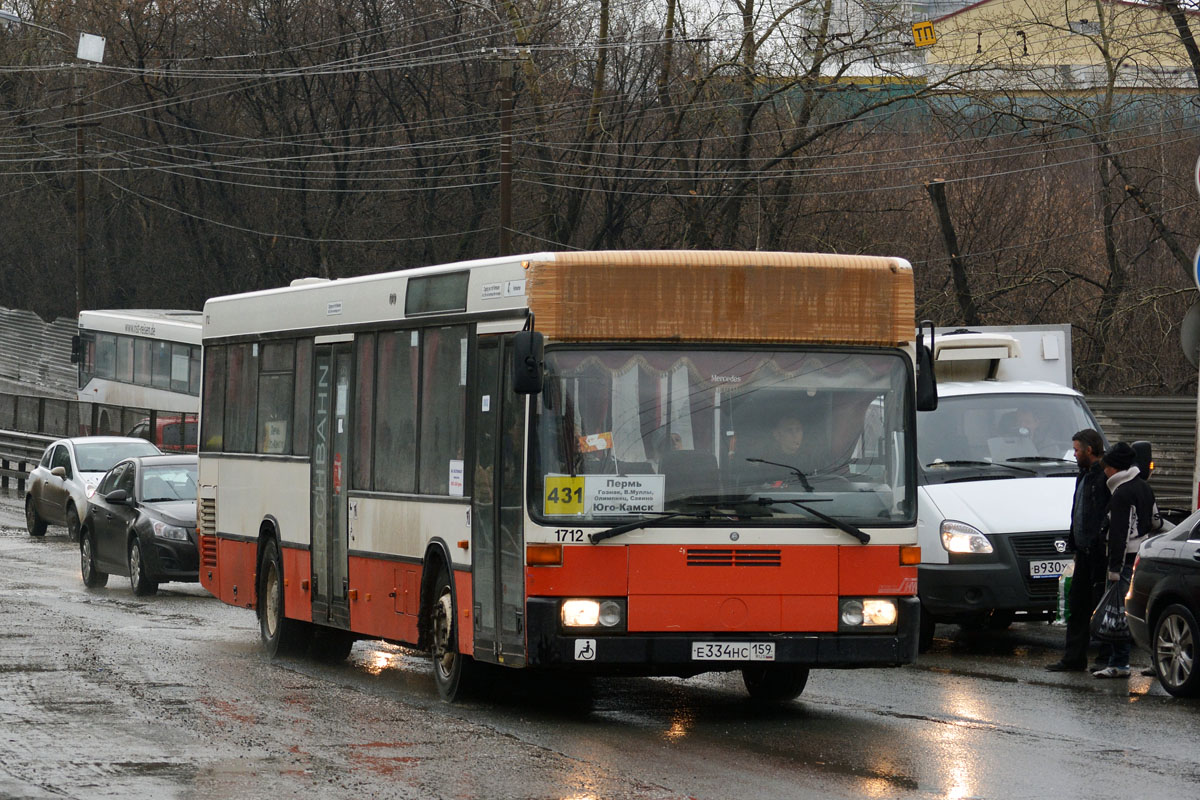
0 495 1196 799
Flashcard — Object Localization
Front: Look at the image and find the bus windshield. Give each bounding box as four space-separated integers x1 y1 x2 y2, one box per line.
917 392 1100 483
531 348 914 526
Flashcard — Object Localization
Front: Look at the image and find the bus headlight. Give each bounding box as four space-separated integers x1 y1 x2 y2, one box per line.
561 598 625 629
561 599 599 627
839 598 898 629
598 600 622 627
940 520 993 554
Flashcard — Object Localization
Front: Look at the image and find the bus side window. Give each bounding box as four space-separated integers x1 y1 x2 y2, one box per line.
418 326 467 495
201 346 227 451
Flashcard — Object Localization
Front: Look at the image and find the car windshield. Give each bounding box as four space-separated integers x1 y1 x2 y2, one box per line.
917 393 1100 484
140 464 198 502
74 441 161 473
531 348 914 525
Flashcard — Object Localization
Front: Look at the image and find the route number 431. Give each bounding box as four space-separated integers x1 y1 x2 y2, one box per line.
544 476 585 515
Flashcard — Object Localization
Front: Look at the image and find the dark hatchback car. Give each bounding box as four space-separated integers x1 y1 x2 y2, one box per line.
1127 512 1200 697
79 455 199 596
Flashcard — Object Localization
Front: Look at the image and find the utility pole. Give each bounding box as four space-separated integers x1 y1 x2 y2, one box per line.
0 13 105 318
73 74 85 317
498 58 514 256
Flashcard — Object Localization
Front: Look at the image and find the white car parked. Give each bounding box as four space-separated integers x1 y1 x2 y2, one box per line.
25 436 161 541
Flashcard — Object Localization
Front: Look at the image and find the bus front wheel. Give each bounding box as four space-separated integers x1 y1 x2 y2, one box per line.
259 538 311 657
741 664 809 703
430 563 478 701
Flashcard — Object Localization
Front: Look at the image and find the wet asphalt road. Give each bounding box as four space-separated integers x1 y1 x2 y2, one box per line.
1 491 1197 800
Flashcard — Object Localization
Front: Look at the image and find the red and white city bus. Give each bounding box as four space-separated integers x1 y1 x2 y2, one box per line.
198 251 932 701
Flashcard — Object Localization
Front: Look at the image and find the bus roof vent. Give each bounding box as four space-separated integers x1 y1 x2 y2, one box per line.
933 329 1021 381
289 277 331 287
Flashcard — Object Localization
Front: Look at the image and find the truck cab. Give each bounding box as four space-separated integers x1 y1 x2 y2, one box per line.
916 326 1105 650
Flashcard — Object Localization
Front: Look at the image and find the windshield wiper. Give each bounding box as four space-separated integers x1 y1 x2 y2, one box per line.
925 459 1037 475
588 509 732 544
755 497 871 544
1004 456 1074 464
744 457 814 492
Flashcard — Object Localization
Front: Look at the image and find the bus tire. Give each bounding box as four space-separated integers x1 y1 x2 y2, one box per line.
258 538 311 657
430 562 478 701
26 497 47 537
80 528 108 588
741 664 809 703
128 538 159 596
918 604 936 653
310 627 356 663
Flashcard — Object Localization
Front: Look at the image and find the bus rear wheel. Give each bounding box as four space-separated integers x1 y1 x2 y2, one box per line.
430 563 478 701
741 664 809 703
259 538 311 657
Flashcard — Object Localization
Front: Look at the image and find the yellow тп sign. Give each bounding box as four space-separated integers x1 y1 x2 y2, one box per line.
912 21 936 47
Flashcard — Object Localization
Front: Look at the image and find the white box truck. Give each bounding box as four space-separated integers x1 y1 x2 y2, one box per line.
916 325 1107 650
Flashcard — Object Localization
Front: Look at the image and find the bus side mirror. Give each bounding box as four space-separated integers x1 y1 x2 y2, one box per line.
511 331 544 395
916 320 938 412
70 334 83 364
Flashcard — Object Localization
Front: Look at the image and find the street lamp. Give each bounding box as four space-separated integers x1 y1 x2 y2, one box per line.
0 10 105 319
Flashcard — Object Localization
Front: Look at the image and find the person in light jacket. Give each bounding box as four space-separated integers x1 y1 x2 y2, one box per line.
1092 441 1155 679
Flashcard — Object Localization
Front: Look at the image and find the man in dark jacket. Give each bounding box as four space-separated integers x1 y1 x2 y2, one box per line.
1046 429 1112 672
1093 441 1156 678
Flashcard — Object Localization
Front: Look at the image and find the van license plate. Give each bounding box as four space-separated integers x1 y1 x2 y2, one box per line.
1028 558 1070 578
691 642 775 661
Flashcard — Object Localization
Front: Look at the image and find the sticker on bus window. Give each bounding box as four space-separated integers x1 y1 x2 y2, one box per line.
544 475 585 516
577 432 613 453
448 460 464 497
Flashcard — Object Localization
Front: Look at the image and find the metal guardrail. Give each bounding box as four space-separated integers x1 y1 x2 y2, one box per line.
0 428 55 495
1087 395 1195 511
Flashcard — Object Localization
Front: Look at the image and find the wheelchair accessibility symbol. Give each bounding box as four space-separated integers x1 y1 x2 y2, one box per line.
574 639 596 661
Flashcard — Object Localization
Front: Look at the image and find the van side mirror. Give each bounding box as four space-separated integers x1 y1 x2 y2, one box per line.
1131 440 1153 480
511 331 544 395
915 320 938 412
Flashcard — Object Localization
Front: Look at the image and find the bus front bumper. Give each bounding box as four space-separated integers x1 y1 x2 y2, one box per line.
524 596 919 673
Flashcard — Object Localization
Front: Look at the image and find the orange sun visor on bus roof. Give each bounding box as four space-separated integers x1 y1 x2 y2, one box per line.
523 251 915 345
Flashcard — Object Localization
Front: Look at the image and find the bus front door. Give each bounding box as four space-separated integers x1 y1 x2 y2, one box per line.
310 343 352 629
471 337 527 666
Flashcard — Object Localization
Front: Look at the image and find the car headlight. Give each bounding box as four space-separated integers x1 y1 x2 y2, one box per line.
152 520 189 541
561 598 625 629
85 481 99 498
839 598 898 628
940 520 993 554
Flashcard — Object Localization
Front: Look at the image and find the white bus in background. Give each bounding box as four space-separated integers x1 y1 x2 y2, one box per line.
74 309 202 413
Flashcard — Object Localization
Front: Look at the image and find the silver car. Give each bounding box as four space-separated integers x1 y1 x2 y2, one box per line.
26 436 162 541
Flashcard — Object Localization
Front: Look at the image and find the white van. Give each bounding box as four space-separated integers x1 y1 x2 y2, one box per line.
916 326 1105 650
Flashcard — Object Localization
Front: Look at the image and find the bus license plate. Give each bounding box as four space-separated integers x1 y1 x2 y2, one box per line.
1028 558 1070 579
691 642 775 661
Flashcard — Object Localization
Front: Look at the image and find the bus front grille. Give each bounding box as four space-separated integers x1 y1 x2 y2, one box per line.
686 548 782 567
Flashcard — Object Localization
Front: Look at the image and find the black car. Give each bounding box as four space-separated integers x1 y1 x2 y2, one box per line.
1126 513 1200 697
79 455 199 596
